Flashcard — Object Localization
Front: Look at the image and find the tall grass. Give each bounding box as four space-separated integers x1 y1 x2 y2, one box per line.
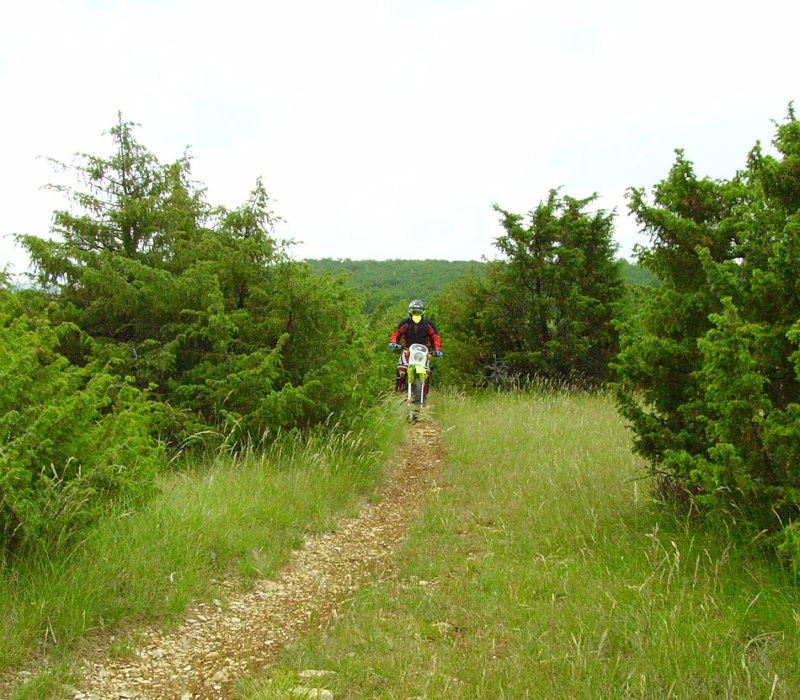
0 399 406 682
241 390 800 699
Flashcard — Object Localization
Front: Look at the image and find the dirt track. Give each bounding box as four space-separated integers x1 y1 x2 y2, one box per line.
46 414 445 700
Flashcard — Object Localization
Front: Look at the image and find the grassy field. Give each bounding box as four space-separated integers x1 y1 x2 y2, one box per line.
238 390 800 699
0 401 407 694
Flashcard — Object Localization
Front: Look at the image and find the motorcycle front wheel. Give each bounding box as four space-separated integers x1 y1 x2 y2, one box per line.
412 378 425 405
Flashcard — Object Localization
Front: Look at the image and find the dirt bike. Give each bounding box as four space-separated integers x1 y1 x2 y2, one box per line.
393 343 435 421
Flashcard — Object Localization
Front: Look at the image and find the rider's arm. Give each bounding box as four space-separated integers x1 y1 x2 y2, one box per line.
390 323 408 345
427 324 442 351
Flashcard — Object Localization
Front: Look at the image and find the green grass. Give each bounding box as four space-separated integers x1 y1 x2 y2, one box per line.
239 390 800 699
0 400 407 691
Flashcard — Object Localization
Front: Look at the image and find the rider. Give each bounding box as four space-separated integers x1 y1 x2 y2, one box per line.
388 299 443 392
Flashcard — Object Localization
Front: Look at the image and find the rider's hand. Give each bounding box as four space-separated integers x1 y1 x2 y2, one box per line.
434 350 444 357
389 342 401 350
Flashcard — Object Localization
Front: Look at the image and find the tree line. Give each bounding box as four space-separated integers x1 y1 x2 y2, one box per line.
306 258 487 314
3 106 800 569
306 256 658 316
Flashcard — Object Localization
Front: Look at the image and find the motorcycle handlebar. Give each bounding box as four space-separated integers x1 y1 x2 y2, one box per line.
388 343 443 358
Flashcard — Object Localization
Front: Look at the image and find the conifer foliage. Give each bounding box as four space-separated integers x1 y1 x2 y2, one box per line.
615 106 800 561
3 117 379 554
0 281 164 553
439 190 624 386
17 116 375 442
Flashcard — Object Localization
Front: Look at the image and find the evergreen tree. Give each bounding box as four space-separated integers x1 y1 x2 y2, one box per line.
615 106 800 562
440 190 624 386
15 116 379 447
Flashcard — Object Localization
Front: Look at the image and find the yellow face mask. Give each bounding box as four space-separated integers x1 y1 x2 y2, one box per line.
412 314 423 323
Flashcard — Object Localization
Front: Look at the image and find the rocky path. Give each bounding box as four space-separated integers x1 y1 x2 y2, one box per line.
60 415 444 700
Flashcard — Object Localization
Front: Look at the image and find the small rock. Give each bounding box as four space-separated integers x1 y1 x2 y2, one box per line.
299 670 338 679
290 689 334 699
208 668 229 685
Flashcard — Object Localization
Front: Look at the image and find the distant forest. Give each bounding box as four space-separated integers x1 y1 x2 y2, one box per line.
305 257 658 313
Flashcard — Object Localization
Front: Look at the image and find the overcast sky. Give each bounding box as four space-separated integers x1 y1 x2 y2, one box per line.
1 0 798 276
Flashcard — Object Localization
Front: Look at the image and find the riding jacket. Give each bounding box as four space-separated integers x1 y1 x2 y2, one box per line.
390 316 442 351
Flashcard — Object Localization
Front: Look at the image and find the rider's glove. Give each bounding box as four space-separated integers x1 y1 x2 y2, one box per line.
434 350 444 357
389 342 401 350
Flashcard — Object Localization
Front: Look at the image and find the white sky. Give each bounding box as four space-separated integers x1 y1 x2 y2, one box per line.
1 0 798 276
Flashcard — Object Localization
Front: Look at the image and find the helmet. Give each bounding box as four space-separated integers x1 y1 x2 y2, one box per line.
408 299 425 315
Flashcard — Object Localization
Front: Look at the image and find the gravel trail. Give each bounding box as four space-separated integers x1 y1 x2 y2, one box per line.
55 415 444 700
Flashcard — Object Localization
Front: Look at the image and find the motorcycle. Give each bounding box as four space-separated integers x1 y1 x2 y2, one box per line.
393 343 435 420
405 343 432 405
